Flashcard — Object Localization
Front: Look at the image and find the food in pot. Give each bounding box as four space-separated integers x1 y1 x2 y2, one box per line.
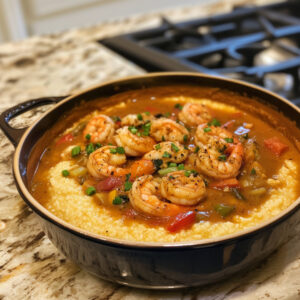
30 85 300 242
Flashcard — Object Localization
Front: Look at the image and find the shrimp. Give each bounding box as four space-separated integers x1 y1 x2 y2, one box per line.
178 103 211 127
150 118 189 143
143 141 188 168
121 112 154 127
114 126 156 156
160 171 206 205
195 124 233 147
87 146 128 179
193 141 244 179
129 175 186 217
83 114 115 143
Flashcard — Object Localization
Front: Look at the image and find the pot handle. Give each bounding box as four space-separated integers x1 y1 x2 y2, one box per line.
0 96 67 147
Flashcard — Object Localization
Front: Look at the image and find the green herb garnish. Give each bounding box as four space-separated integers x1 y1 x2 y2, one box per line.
168 162 177 168
86 186 96 196
162 151 171 158
110 148 117 154
171 143 179 152
71 146 81 157
174 103 183 110
95 143 102 149
162 135 166 141
250 168 256 175
177 164 185 170
232 188 246 201
86 143 95 155
129 126 138 134
183 135 188 143
184 170 192 177
215 204 235 218
62 170 69 177
113 196 122 205
116 147 125 154
158 167 178 176
224 138 233 143
85 133 91 140
124 181 132 192
152 159 163 170
208 118 221 127
144 111 150 116
111 116 121 122
194 146 200 153
137 113 143 121
155 144 161 150
203 127 211 133
218 154 227 161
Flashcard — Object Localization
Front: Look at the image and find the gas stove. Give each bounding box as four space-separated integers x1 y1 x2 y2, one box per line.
100 1 300 107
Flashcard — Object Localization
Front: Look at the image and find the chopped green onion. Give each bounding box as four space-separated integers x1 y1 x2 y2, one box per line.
218 145 227 153
142 121 151 136
86 143 95 155
162 135 166 141
224 138 234 143
137 113 143 121
169 175 175 180
158 167 178 176
168 162 177 167
162 151 171 158
218 154 227 161
71 146 81 157
208 118 221 127
155 144 161 150
215 204 235 218
113 196 122 205
62 170 69 177
177 164 185 170
232 188 246 201
174 103 183 110
124 181 132 191
129 126 138 134
203 127 211 133
171 143 180 152
137 132 141 137
184 170 191 177
144 111 150 116
116 147 125 154
110 148 117 154
95 143 102 149
251 168 256 175
194 146 200 153
86 186 96 196
183 135 188 143
85 133 91 140
111 116 121 122
152 159 163 170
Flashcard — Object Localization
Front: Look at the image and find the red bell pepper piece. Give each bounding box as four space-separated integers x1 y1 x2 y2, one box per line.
56 133 73 145
210 178 240 190
166 211 196 233
264 137 289 156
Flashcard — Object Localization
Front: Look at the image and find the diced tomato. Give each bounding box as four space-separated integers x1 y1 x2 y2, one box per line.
96 177 123 192
264 137 289 156
56 133 73 145
222 120 236 129
166 211 196 233
130 159 155 179
209 178 240 190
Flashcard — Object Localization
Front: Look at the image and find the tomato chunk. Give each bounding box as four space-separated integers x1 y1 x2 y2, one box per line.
166 211 196 233
210 178 240 190
56 133 73 145
264 137 289 156
96 177 123 192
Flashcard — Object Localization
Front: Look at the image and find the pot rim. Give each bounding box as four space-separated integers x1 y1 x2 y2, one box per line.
13 72 300 248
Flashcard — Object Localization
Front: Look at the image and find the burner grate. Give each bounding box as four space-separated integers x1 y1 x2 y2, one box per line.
100 1 300 106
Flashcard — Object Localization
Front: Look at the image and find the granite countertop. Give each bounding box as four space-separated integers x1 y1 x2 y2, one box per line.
1 0 300 299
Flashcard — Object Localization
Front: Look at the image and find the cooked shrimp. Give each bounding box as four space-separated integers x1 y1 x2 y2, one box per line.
129 175 186 217
150 118 189 143
114 126 156 156
83 115 115 143
160 171 206 205
178 103 211 127
121 112 154 127
143 141 188 168
195 124 233 147
87 146 128 178
193 141 244 179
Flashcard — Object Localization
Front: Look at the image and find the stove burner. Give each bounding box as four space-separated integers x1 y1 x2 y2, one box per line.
101 1 300 106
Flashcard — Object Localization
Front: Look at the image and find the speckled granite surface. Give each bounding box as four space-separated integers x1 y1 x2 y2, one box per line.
1 0 300 299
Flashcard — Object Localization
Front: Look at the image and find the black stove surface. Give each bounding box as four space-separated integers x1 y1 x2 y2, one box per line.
100 1 300 106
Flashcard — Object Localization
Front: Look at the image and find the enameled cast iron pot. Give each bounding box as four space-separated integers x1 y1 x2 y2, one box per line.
1 73 300 289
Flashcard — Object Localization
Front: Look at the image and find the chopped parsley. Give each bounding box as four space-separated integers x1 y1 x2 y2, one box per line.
85 133 91 140
137 113 143 121
86 186 96 196
112 196 122 205
203 127 211 133
62 170 69 177
71 146 81 157
218 154 227 161
174 103 183 110
95 143 102 149
124 181 132 192
171 143 179 152
208 118 221 127
86 143 95 155
224 138 234 143
162 151 171 158
152 159 163 170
